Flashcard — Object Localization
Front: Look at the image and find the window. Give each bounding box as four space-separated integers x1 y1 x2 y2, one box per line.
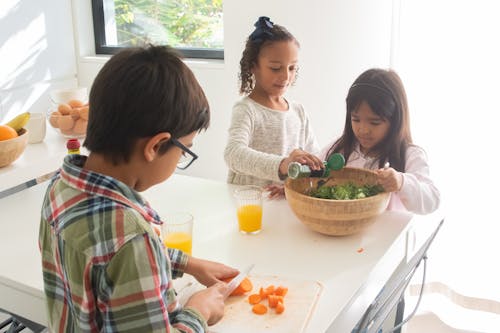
91 0 223 59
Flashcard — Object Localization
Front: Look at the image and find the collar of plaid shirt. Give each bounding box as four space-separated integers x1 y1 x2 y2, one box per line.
47 154 164 228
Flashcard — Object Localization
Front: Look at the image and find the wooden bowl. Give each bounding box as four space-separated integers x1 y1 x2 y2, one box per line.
285 167 390 236
0 128 29 167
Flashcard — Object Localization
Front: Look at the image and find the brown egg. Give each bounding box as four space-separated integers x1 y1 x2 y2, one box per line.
58 103 72 115
70 108 81 120
68 99 84 108
78 105 89 120
58 115 75 130
49 111 61 128
61 128 74 136
73 119 87 135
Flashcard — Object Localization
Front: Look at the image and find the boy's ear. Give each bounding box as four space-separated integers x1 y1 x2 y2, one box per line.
144 132 171 162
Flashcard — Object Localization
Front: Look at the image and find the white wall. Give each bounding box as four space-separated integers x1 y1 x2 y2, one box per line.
72 0 394 181
2 0 394 181
0 0 79 123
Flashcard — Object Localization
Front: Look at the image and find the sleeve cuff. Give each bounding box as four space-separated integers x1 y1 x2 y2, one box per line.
182 307 209 331
168 248 189 279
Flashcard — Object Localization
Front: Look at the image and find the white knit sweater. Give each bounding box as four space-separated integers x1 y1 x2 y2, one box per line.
224 97 319 187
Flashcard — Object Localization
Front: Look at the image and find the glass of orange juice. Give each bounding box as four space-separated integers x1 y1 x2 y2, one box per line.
161 212 193 255
234 186 263 234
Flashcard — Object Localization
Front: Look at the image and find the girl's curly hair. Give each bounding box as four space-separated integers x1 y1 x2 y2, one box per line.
239 17 300 95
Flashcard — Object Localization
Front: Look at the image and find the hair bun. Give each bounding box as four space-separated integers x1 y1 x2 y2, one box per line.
254 16 274 29
249 16 274 42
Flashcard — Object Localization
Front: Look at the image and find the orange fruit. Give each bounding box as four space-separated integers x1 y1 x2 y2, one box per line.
0 124 18 141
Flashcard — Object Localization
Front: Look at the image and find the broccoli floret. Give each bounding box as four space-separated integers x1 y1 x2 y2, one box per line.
309 182 384 200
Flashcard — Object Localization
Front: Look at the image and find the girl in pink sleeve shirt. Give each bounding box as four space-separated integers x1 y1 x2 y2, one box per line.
321 68 440 214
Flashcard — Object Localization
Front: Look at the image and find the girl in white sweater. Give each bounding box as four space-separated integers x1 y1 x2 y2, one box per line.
224 16 322 198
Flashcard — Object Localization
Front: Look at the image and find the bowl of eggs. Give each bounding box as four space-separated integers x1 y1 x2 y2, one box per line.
47 88 89 138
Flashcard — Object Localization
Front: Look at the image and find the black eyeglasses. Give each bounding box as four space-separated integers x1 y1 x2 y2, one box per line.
171 138 198 170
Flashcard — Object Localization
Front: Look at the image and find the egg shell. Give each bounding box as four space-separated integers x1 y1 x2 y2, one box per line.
68 99 84 108
58 103 72 115
73 119 87 135
78 106 89 120
49 111 61 128
58 115 75 130
70 108 81 120
60 128 74 136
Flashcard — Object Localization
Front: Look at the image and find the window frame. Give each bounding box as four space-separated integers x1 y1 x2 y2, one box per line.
91 0 224 59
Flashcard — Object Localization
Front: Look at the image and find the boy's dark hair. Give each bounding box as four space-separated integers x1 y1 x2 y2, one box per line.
239 16 299 95
84 45 210 164
327 68 412 172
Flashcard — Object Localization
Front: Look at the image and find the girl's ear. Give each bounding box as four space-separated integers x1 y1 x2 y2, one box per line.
144 132 171 162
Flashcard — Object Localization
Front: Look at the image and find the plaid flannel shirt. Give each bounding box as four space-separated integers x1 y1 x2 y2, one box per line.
39 155 207 332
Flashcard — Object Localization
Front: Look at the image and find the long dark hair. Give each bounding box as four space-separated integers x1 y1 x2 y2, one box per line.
327 68 412 171
239 16 299 95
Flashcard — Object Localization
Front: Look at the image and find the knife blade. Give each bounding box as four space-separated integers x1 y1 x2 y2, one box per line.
224 263 255 298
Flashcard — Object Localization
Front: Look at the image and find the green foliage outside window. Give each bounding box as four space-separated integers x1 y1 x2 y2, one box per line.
112 0 223 49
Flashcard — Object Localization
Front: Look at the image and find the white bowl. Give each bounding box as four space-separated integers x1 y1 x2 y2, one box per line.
49 87 88 105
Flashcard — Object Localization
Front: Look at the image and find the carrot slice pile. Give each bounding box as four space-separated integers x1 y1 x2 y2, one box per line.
249 284 288 315
224 277 289 315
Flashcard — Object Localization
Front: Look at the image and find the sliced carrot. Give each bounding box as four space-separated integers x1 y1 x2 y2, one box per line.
248 293 261 305
268 294 278 308
268 294 284 308
274 286 288 297
265 285 275 295
222 277 253 296
259 285 275 299
275 301 285 314
259 287 267 299
252 303 268 315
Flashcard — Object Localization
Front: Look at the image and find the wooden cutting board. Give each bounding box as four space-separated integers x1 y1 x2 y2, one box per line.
174 274 323 333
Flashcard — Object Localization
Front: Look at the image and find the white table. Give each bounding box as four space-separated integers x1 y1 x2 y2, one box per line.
0 172 443 332
0 128 89 197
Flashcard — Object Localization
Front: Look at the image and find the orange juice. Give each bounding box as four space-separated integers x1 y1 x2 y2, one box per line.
237 204 263 233
164 232 192 255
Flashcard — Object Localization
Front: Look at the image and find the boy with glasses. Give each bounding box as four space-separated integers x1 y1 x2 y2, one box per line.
39 45 238 332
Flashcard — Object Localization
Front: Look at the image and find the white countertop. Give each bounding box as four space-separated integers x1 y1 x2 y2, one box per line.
0 171 442 332
0 128 87 193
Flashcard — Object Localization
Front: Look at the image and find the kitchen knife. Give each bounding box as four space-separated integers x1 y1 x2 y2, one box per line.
224 263 255 298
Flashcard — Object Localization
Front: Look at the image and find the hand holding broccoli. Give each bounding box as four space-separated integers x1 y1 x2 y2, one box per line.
375 167 403 192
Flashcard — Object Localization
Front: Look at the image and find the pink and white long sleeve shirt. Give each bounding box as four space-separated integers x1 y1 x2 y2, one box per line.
320 141 440 214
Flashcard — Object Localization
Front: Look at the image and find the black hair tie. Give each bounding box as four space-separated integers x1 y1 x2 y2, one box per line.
249 16 274 43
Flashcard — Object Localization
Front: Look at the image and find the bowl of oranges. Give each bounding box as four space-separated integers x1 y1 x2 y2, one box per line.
0 124 29 168
47 88 89 138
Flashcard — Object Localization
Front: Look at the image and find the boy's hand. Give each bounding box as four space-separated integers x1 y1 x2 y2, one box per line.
376 167 403 192
264 184 285 199
279 149 323 176
185 257 239 287
185 282 229 326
